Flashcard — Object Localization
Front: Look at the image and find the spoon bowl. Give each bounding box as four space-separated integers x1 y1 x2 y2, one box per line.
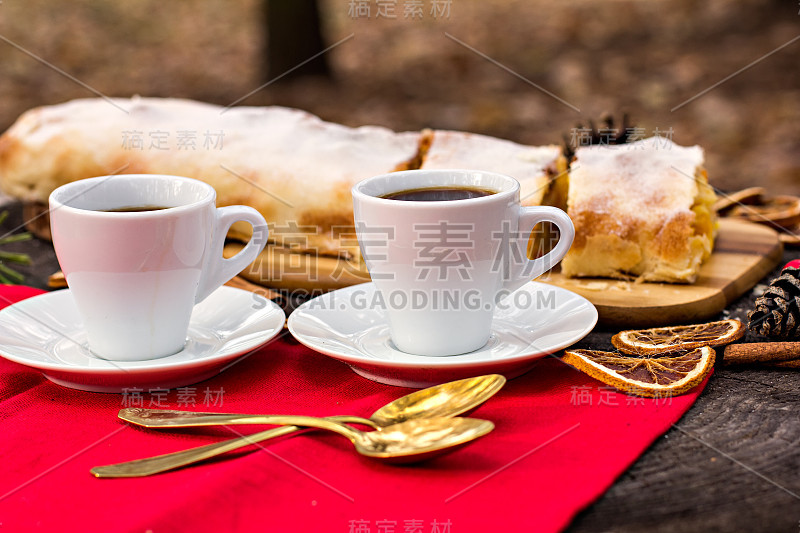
369 374 506 426
213 414 495 464
353 417 495 464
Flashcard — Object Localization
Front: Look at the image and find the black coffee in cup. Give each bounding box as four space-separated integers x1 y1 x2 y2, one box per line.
381 186 496 202
101 205 171 212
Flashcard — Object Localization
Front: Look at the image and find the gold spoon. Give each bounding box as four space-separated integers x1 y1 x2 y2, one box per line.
125 416 490 467
91 374 505 477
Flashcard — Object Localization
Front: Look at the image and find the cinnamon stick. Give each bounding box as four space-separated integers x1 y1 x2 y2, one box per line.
769 359 800 369
48 271 67 289
723 342 800 365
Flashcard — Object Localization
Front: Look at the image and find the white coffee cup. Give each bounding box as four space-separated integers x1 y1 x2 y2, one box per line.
352 169 574 356
49 174 268 361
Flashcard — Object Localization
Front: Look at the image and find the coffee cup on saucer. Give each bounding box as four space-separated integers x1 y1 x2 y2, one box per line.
49 174 268 362
352 169 574 357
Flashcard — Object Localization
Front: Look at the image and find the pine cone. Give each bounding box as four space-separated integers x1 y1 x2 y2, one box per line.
561 113 633 161
748 265 800 339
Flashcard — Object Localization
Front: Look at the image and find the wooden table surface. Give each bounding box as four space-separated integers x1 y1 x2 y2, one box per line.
2 200 799 532
568 259 800 532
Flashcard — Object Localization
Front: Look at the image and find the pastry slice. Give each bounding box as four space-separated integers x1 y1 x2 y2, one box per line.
561 137 717 283
420 130 567 208
224 241 370 292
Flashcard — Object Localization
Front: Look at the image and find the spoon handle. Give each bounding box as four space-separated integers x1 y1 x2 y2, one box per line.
118 408 379 429
91 415 358 478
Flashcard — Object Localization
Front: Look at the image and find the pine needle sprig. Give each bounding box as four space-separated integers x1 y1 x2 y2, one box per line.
0 210 32 285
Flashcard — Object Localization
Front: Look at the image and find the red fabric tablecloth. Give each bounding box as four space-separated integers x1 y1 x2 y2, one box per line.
0 286 709 532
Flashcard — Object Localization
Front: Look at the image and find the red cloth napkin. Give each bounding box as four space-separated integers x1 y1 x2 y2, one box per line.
0 286 709 532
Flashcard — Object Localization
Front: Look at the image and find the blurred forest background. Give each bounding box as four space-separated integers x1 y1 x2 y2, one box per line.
0 0 798 194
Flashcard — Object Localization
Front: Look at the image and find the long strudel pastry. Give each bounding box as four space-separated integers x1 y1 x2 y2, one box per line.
0 97 422 259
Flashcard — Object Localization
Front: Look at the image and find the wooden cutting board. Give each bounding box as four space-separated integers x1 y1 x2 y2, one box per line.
540 218 783 327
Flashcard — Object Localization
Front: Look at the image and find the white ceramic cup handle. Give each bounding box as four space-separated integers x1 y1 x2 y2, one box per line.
503 206 574 293
195 206 268 303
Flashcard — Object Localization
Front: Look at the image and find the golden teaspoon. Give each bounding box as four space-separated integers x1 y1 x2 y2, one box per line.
92 416 493 476
116 374 505 429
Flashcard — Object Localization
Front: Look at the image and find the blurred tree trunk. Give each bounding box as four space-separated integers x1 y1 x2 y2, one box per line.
264 0 330 81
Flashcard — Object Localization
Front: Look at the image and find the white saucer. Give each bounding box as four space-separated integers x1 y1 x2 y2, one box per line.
0 286 285 393
287 281 597 388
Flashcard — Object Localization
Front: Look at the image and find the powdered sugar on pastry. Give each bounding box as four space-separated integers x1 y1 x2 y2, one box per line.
569 137 704 216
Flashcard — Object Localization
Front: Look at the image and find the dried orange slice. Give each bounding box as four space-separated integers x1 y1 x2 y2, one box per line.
611 319 744 355
726 195 800 229
713 186 765 213
562 346 715 397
